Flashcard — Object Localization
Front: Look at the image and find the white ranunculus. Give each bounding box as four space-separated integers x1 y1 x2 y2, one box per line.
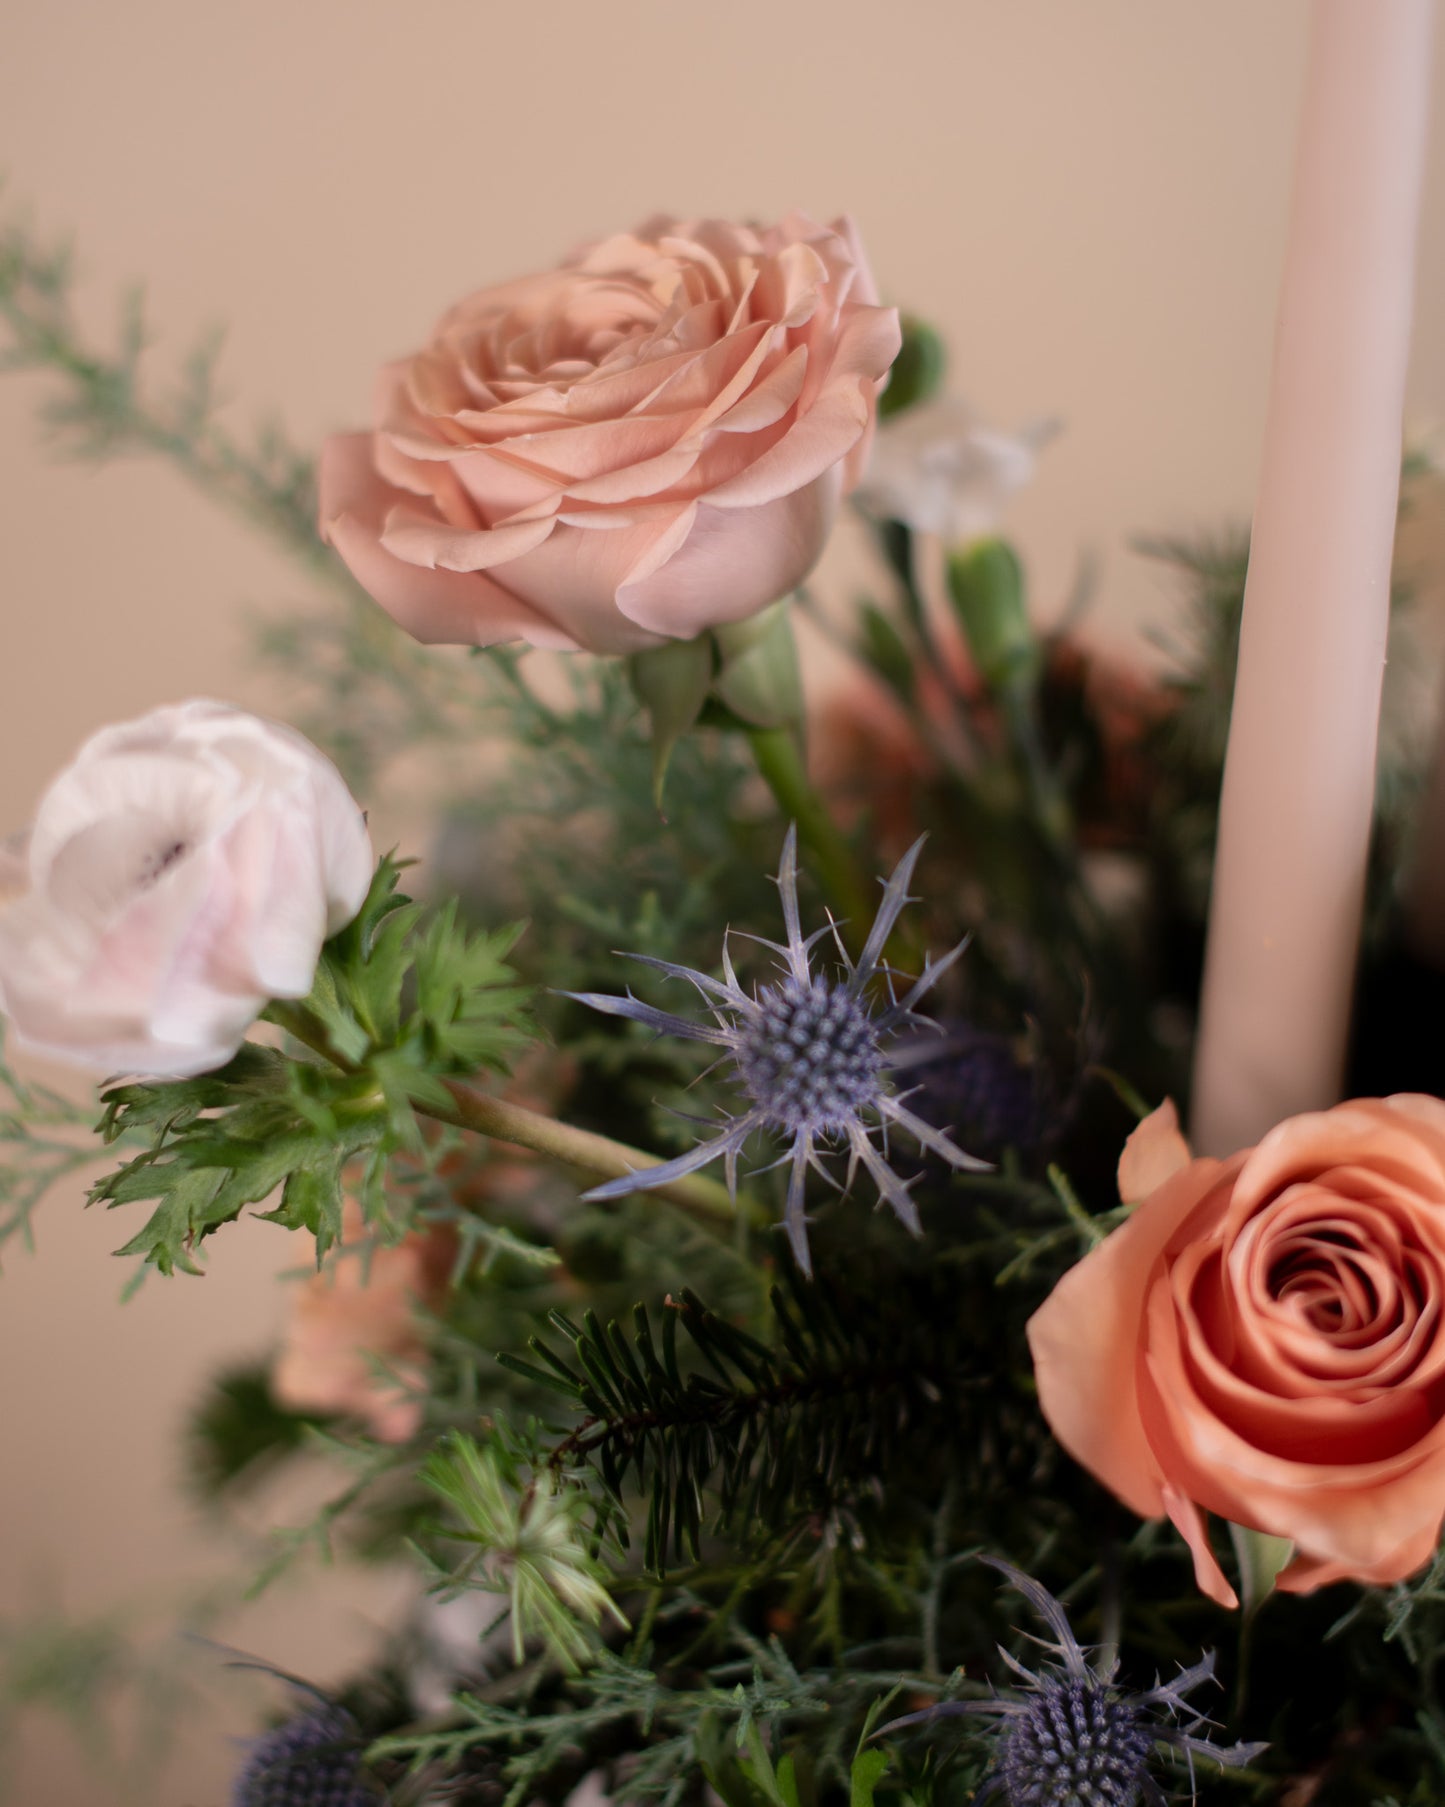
0 700 373 1078
856 395 1059 541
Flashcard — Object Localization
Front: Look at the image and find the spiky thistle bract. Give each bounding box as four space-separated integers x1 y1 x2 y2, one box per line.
881 1559 1267 1805
569 825 987 1272
220 1655 378 1807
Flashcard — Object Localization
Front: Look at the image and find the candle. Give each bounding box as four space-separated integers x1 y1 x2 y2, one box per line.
1190 0 1432 1157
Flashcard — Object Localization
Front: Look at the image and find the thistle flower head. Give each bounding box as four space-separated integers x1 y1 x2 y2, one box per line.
568 826 988 1271
880 1560 1267 1806
231 1700 375 1807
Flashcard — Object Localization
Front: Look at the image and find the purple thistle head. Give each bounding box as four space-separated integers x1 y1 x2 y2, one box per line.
567 826 989 1272
231 1700 376 1807
880 1560 1267 1806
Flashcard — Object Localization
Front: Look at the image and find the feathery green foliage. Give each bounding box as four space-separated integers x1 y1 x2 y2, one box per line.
87 857 533 1276
0 1027 104 1259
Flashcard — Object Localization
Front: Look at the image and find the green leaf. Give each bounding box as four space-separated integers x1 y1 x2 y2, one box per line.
849 1749 890 1807
878 312 947 420
858 603 916 702
1228 1520 1293 1616
712 599 804 731
946 537 1039 696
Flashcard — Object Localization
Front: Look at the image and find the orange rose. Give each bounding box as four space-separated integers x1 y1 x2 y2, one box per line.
320 213 899 655
1029 1096 1445 1605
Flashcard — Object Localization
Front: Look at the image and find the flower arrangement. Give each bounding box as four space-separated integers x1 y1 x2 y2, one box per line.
2 16 1445 1804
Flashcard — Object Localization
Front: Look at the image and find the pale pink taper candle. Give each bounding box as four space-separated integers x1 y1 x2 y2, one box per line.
1191 0 1433 1157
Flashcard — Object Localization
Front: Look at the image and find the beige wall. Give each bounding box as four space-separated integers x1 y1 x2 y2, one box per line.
2 3 1445 1798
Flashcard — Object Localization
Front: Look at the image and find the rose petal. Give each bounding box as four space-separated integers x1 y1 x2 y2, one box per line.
1118 1099 1193 1203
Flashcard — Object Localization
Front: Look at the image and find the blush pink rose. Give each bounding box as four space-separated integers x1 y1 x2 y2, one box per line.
0 701 373 1078
319 213 900 655
1029 1096 1445 1606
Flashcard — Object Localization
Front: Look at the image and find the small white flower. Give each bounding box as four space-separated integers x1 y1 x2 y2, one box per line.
0 700 373 1077
856 396 1059 541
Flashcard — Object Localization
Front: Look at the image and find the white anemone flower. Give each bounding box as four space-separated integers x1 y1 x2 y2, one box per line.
856 395 1059 542
0 700 373 1078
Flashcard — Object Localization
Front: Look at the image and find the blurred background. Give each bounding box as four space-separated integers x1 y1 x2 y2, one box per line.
2 1 1445 1798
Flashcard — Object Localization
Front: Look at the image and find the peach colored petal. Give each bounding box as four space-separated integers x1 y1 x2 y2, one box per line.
327 214 895 652
1117 1099 1192 1204
1027 1157 1238 1522
1229 1104 1445 1227
707 307 901 508
319 434 580 651
379 505 556 573
713 345 809 436
1161 1483 1238 1609
484 505 697 654
615 479 838 640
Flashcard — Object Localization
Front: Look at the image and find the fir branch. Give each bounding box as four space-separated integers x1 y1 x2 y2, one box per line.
501 1276 986 1575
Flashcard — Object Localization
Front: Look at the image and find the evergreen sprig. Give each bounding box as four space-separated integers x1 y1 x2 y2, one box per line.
0 1026 106 1260
0 202 332 581
87 857 535 1277
500 1275 979 1576
422 1432 629 1673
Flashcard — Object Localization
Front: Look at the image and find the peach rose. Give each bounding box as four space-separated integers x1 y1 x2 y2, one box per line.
272 1202 458 1444
1029 1095 1445 1605
320 213 899 655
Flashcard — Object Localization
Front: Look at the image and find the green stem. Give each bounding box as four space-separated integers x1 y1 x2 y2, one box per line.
745 725 876 948
426 1081 746 1227
265 1001 751 1230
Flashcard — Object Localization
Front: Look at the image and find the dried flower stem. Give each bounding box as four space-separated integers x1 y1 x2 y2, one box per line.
426 1081 746 1225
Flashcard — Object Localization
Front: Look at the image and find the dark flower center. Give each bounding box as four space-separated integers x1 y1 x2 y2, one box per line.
137 838 190 887
999 1678 1154 1807
735 977 884 1133
232 1705 373 1807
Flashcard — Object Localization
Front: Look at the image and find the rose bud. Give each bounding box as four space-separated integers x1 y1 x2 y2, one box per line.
320 213 900 655
0 700 373 1078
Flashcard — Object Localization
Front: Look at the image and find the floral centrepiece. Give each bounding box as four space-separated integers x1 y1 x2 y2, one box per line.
319 213 900 654
0 700 372 1077
1030 1095 1445 1604
8 174 1445 1803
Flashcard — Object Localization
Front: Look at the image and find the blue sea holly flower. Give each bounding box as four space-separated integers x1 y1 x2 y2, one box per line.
881 1560 1267 1805
232 1699 376 1807
568 826 988 1272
